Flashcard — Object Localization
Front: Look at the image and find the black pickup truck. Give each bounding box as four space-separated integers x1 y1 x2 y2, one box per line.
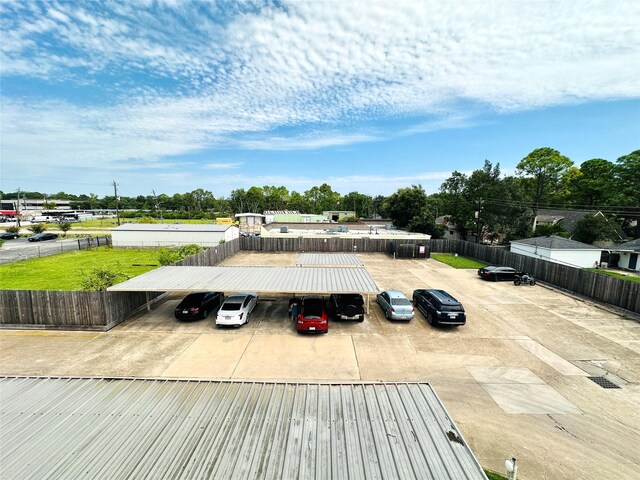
329 294 365 322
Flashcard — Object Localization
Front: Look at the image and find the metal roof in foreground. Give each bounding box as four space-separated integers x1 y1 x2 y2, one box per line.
0 377 488 480
107 265 379 294
297 252 363 266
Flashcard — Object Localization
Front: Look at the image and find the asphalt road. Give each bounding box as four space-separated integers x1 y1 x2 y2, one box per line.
0 237 87 264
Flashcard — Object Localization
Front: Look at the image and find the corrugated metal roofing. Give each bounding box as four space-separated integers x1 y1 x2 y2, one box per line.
107 266 379 294
511 235 601 250
112 223 231 232
297 253 363 266
0 377 488 480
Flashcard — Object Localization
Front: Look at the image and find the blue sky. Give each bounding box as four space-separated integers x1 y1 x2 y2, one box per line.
1 0 639 199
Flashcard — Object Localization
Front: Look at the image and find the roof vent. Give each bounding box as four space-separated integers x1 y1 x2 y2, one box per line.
588 377 620 389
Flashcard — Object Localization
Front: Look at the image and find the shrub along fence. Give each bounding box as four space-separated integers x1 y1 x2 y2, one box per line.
1 238 241 330
240 236 638 314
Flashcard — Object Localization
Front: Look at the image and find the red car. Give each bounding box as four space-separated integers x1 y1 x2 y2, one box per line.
296 296 329 333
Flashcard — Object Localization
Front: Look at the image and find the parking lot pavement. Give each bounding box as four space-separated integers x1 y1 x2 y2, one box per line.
1 251 639 479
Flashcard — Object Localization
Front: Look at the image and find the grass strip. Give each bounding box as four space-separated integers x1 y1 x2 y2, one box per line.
431 253 488 269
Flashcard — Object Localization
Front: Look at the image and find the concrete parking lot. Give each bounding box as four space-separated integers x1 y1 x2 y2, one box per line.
1 252 639 479
0 236 82 264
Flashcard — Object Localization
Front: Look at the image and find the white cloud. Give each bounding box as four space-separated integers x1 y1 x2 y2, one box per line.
203 162 243 170
0 0 638 191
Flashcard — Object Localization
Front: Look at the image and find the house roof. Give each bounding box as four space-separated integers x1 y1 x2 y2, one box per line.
0 376 487 480
112 223 232 232
618 238 640 251
535 209 599 234
511 235 602 250
234 213 265 218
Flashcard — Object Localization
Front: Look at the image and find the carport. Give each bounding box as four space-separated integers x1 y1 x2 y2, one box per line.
108 265 379 313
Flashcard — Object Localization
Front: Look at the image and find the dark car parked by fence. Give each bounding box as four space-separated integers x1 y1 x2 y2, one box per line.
477 265 521 281
413 289 466 326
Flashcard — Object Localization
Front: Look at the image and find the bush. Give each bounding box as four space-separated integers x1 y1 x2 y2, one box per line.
158 244 204 265
80 266 130 291
137 216 159 224
28 224 46 234
338 215 359 223
5 226 20 234
59 221 72 236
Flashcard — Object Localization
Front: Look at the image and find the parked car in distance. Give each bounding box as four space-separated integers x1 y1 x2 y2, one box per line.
377 290 414 321
174 291 223 320
0 232 19 240
412 289 466 326
477 265 521 281
329 293 365 322
297 296 329 333
215 292 258 327
27 232 58 242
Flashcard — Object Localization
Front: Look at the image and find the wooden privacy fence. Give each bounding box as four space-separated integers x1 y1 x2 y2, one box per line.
0 290 164 330
175 238 240 266
455 240 639 314
1 238 241 330
240 236 638 314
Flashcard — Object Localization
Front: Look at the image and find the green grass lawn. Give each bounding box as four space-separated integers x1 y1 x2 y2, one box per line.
0 247 161 290
484 469 508 480
61 218 214 229
585 268 640 283
431 253 488 269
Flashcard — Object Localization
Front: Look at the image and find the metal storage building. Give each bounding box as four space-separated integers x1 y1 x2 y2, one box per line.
0 376 488 480
111 223 239 248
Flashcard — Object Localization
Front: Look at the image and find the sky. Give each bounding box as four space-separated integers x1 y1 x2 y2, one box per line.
1 0 639 199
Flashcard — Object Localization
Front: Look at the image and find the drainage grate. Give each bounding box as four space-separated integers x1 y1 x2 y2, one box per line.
588 376 621 389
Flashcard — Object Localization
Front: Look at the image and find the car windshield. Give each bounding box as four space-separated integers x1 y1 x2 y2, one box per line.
221 303 242 311
186 293 206 302
391 298 410 306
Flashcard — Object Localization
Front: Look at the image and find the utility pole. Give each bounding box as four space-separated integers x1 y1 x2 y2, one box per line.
16 187 21 227
475 197 483 244
152 189 163 223
112 180 120 226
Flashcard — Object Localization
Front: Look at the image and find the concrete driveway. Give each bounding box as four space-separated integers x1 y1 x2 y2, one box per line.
1 252 639 479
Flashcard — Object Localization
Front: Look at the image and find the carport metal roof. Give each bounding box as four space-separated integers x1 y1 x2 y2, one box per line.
0 376 488 480
107 265 379 294
297 252 363 266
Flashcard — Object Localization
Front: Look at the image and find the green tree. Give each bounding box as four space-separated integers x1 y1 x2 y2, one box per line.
339 192 374 218
59 221 72 237
573 215 618 244
304 184 341 214
158 244 204 265
383 185 428 228
568 159 616 206
28 223 46 234
516 147 573 214
613 150 640 237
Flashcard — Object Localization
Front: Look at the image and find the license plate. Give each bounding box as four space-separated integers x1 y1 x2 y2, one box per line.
309 327 315 331
449 314 457 318
225 316 231 320
182 310 188 314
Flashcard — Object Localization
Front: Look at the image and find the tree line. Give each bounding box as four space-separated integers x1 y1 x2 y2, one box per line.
2 148 638 242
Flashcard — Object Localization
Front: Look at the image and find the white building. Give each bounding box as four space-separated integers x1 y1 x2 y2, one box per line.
234 213 265 234
615 238 640 272
112 223 239 248
510 235 602 268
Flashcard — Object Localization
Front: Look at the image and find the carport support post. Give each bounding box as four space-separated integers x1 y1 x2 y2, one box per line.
366 294 369 314
146 292 151 311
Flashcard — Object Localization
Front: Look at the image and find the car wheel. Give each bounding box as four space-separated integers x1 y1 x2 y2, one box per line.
427 312 434 325
529 278 536 286
358 317 364 323
202 309 208 319
385 309 390 320
492 273 498 281
514 279 521 286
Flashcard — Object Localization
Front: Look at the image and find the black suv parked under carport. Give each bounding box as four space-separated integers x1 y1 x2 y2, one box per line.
412 289 466 326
